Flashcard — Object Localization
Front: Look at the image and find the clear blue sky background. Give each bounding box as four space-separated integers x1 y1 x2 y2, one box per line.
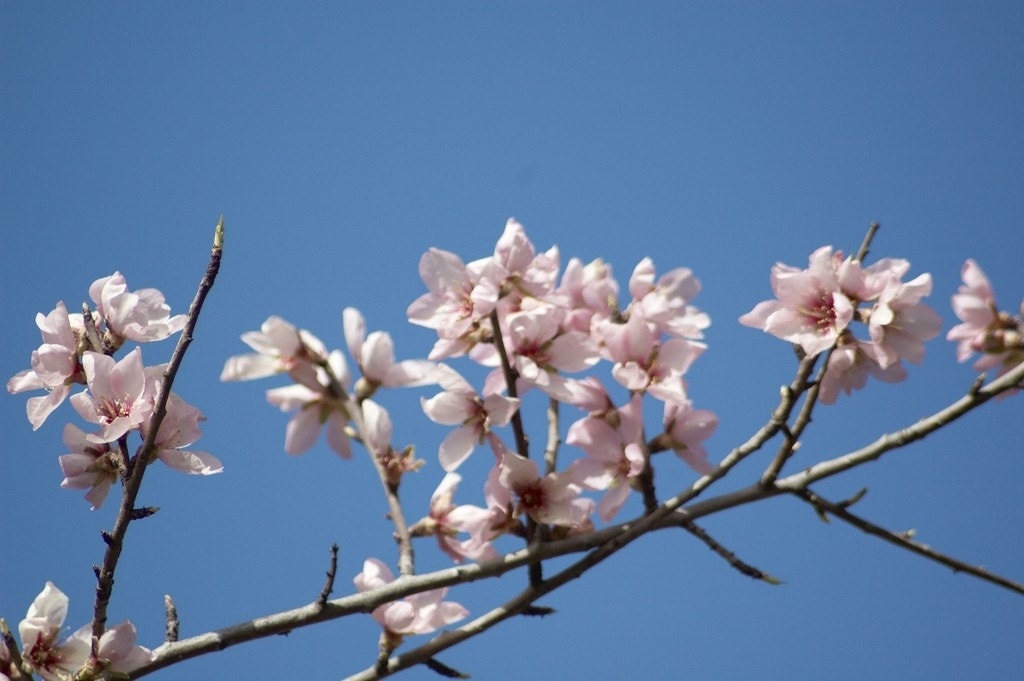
3 3 1023 680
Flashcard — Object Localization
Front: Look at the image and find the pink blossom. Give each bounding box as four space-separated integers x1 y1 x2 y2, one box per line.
660 400 718 474
497 448 593 527
866 273 942 368
265 350 357 458
818 335 907 404
561 375 611 412
89 271 185 343
220 316 328 390
492 218 561 300
407 247 501 359
410 473 499 563
566 394 646 522
495 309 600 401
143 393 222 475
59 423 119 509
596 313 703 403
740 246 855 357
70 348 154 444
8 302 86 430
354 558 468 636
557 257 619 333
343 307 437 397
420 365 519 471
627 257 710 339
18 582 91 681
64 620 154 676
947 259 1024 377
466 450 522 547
359 399 393 459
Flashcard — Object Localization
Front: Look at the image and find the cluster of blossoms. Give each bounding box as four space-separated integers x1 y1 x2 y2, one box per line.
221 219 723 639
739 246 944 403
739 247 1023 402
4 582 153 681
8 272 220 509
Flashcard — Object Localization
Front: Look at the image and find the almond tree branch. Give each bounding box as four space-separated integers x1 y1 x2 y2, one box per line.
776 360 1024 491
793 487 1024 595
126 353 824 678
116 357 1022 680
90 217 224 649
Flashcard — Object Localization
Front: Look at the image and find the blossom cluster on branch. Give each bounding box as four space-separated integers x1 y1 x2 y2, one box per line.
4 219 1022 681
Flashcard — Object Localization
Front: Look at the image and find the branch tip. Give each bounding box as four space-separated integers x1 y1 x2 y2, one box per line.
213 215 225 250
317 544 340 607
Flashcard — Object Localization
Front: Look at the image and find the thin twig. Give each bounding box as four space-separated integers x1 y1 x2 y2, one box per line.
794 487 1024 595
488 309 529 459
760 350 826 485
854 221 881 262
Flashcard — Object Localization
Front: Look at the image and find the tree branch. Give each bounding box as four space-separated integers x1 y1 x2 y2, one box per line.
118 354 1023 679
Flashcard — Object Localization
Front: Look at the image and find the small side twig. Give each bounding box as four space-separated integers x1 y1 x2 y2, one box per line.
680 520 781 584
164 595 179 643
794 487 1024 596
317 544 340 608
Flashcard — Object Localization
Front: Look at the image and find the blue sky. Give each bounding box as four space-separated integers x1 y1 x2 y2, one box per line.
2 3 1022 680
